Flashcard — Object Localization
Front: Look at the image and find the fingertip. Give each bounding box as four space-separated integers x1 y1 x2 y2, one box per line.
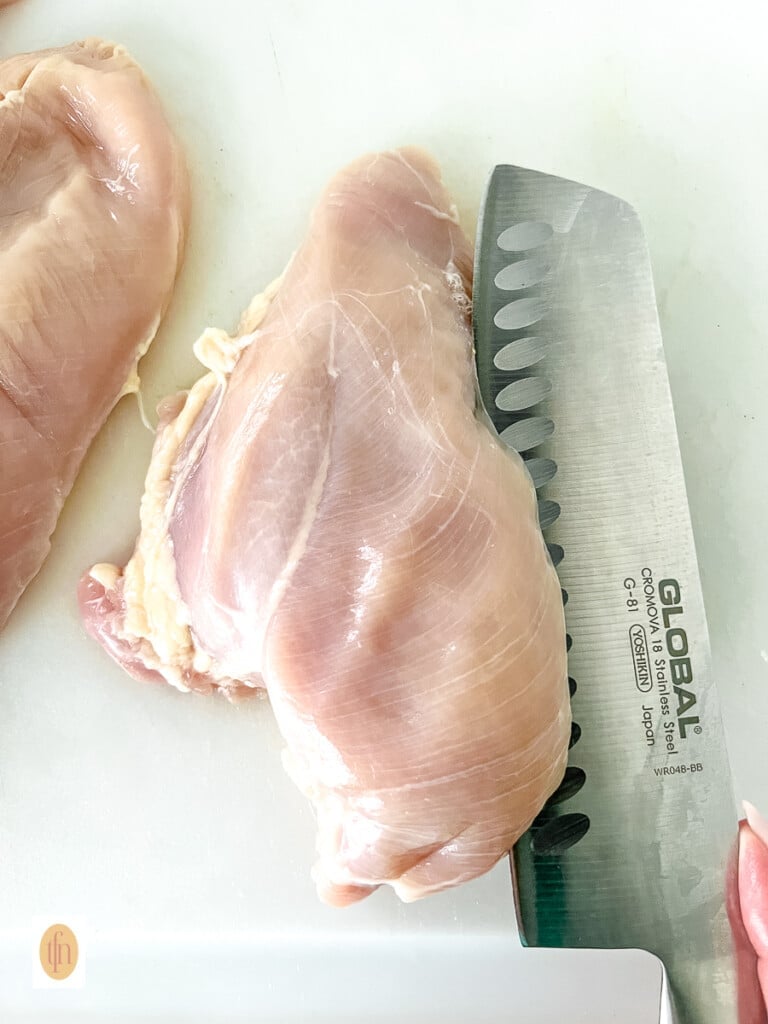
743 801 768 848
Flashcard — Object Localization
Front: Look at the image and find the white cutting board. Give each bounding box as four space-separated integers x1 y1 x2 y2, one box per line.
1 0 766 1020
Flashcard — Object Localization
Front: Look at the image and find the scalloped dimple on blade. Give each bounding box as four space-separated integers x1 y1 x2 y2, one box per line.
472 172 586 858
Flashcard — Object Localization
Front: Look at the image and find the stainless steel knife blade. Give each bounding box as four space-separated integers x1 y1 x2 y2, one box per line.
473 165 755 1023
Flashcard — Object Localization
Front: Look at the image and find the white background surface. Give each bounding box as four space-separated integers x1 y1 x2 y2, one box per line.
1 0 766 1020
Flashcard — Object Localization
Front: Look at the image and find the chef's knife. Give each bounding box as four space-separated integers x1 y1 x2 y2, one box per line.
473 166 762 1023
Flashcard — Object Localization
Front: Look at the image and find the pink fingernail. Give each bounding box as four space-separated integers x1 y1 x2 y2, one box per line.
743 801 768 847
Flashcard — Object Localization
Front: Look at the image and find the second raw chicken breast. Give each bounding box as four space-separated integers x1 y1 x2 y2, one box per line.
0 40 189 628
81 148 570 904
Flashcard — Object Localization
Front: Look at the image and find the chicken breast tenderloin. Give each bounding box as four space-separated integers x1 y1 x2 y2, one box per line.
80 148 570 904
0 40 189 628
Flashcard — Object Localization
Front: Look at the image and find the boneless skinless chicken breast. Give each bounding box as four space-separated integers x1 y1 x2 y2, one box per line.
0 40 189 627
80 148 570 903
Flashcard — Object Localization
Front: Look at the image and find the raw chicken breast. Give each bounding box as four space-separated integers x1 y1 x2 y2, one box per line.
0 40 188 628
80 148 569 903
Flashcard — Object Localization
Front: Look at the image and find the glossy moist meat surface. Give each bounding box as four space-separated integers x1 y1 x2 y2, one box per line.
0 39 189 627
81 148 570 904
